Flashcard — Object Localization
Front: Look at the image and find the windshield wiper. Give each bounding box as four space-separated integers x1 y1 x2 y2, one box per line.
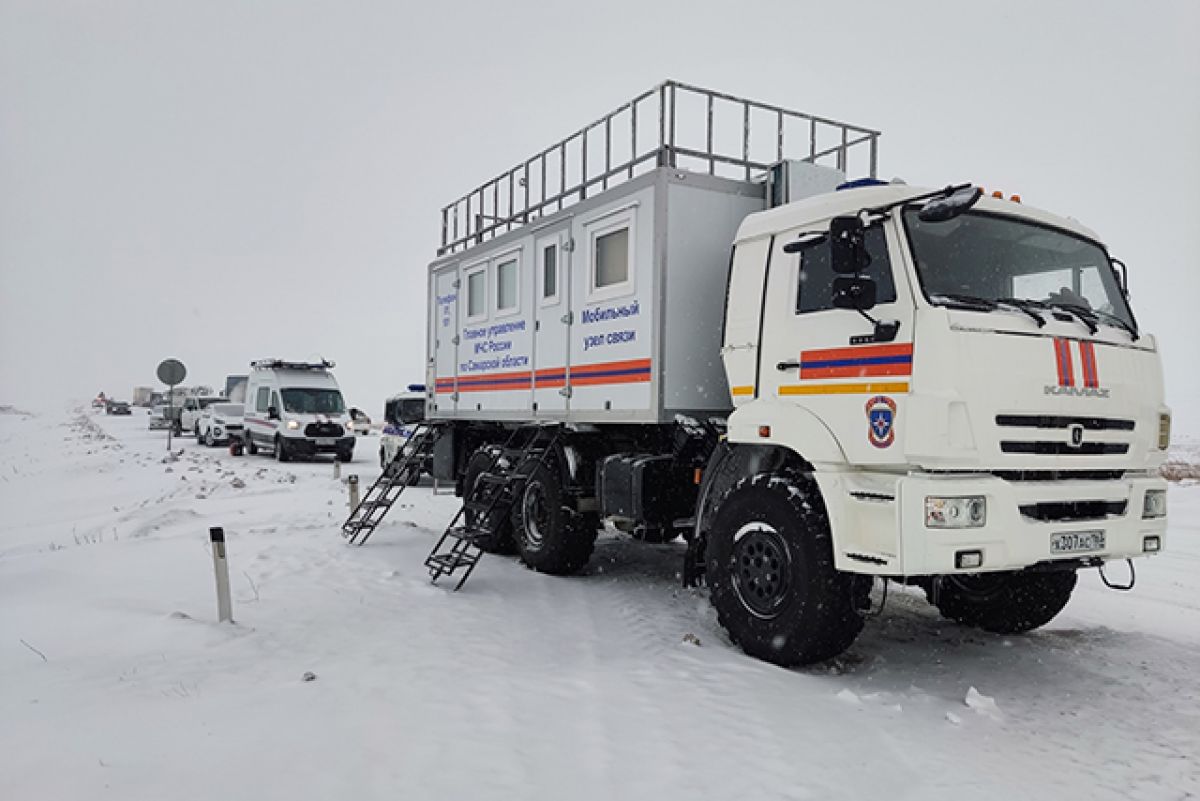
932 293 1045 327
994 297 1049 328
1049 302 1138 340
1042 301 1099 335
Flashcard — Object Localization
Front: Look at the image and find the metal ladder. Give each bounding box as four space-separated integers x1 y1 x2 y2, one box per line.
342 424 438 546
424 426 559 590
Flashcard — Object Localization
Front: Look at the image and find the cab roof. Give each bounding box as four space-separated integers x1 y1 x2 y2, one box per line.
733 184 1103 245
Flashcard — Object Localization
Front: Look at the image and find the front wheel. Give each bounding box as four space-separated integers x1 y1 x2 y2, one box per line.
275 437 291 462
706 473 863 667
246 433 258 455
925 570 1077 634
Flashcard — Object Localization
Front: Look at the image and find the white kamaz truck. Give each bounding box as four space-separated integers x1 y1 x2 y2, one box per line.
417 81 1170 665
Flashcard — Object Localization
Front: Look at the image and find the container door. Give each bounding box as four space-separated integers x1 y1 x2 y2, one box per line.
533 228 571 414
431 265 460 416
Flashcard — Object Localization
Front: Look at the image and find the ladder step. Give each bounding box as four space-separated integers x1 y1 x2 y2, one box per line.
446 525 493 543
425 551 480 571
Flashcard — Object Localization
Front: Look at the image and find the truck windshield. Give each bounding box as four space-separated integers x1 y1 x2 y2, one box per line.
903 210 1136 333
281 388 345 414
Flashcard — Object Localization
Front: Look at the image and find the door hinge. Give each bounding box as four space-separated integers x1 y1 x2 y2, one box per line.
563 238 576 253
452 279 461 289
452 335 460 345
561 311 574 325
559 385 572 398
451 391 459 401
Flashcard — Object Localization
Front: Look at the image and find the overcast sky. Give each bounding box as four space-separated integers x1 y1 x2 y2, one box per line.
2 0 1198 434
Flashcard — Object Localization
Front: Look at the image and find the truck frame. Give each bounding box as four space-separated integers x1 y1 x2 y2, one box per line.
415 80 1170 666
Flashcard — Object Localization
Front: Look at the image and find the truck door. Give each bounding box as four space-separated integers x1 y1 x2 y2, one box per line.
431 265 460 416
532 227 571 414
759 219 915 464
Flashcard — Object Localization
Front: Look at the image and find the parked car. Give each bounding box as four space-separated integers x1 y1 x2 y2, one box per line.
148 404 172 430
379 386 429 479
106 400 132 416
180 396 224 437
347 407 372 435
197 402 244 447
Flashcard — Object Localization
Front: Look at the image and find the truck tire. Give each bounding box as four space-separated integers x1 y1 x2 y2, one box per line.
706 473 863 666
275 436 291 462
511 459 596 575
925 570 1077 634
462 448 516 554
246 433 258 455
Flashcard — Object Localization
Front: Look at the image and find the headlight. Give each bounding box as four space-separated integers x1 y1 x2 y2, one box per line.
1158 413 1171 450
287 420 300 430
925 496 987 528
1143 489 1167 519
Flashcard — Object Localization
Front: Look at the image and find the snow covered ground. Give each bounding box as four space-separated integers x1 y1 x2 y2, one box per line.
2 406 1198 801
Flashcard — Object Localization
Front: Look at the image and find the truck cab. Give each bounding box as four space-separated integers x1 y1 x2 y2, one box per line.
706 181 1169 661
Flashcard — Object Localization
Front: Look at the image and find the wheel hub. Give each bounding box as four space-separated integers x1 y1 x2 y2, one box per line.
732 525 791 617
522 481 550 549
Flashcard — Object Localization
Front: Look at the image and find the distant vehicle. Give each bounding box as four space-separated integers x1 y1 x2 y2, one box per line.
132 387 154 407
91 393 107 409
242 359 354 463
379 386 428 477
225 375 248 403
347 407 372 435
106 400 132 416
180 396 224 437
148 405 172 430
197 402 244 447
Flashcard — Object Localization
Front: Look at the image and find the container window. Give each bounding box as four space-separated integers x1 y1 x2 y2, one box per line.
466 269 486 319
496 259 518 312
594 227 630 289
542 245 557 299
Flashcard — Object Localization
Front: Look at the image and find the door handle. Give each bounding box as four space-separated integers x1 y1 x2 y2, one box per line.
776 360 801 371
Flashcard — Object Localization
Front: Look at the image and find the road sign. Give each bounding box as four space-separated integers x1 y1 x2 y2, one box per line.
157 359 187 386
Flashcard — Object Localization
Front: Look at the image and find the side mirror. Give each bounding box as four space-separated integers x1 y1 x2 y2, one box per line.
267 406 280 420
829 216 870 274
832 275 878 311
1111 257 1129 298
918 185 982 222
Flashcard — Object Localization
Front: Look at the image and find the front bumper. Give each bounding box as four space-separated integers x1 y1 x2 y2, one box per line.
819 470 1168 575
282 435 355 455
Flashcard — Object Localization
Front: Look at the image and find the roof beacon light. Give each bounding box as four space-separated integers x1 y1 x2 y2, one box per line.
991 190 1004 199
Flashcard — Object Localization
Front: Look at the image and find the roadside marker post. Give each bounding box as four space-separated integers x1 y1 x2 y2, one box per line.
348 474 360 512
209 527 233 623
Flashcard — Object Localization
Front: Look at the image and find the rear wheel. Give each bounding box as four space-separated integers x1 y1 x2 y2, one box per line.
462 448 516 554
925 570 1077 634
511 458 596 575
707 473 863 666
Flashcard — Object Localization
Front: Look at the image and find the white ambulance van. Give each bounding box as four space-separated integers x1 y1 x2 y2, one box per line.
242 359 355 462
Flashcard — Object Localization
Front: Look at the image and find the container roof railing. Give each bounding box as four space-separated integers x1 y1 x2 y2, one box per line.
437 79 881 256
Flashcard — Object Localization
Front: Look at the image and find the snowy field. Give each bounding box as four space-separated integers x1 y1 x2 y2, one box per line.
2 406 1198 801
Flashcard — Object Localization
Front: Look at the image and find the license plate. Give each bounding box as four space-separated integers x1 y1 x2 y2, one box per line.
316 438 335 446
1050 530 1106 554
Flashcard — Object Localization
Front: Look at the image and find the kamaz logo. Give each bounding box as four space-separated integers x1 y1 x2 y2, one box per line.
1044 385 1110 398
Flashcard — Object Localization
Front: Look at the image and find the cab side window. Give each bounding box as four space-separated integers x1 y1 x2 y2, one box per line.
256 387 269 412
795 226 897 313
270 391 280 413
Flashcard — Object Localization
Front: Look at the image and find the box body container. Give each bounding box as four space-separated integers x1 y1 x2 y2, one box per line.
427 168 765 424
